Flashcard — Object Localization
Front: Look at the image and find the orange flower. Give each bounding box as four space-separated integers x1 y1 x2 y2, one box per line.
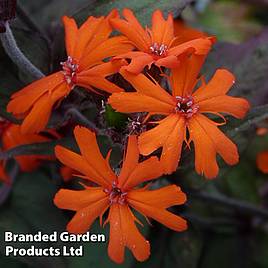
7 10 133 134
108 55 250 179
2 123 54 172
110 8 214 74
257 151 268 173
54 126 187 263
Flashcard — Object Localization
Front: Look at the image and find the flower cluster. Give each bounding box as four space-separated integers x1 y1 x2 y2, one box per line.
3 8 250 264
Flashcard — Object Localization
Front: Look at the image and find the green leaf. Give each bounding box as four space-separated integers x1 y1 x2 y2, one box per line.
198 233 248 268
0 46 22 94
10 172 67 233
22 0 92 27
224 161 260 203
0 171 67 268
22 0 191 29
74 0 191 24
134 228 202 268
252 230 268 268
104 104 128 130
0 255 27 268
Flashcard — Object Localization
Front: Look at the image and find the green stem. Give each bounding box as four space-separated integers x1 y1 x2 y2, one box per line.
191 191 268 220
65 108 103 132
228 104 268 137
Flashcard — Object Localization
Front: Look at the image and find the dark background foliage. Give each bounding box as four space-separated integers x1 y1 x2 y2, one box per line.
1 0 268 267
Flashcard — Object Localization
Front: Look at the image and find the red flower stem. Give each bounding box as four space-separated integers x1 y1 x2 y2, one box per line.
0 21 44 79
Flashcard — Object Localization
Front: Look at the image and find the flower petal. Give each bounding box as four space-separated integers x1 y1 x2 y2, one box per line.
83 59 127 77
120 68 176 106
72 16 104 60
198 95 250 119
79 36 134 70
65 196 109 234
139 114 179 155
2 124 51 171
20 82 68 134
55 146 110 187
78 75 124 94
171 54 207 97
151 10 174 45
62 16 78 57
73 126 116 186
257 151 268 174
188 114 239 179
77 61 125 93
120 157 163 191
111 9 150 51
154 55 181 69
160 116 186 174
169 37 213 56
108 92 174 114
128 197 187 232
118 135 139 187
7 72 64 115
193 69 235 102
54 187 107 211
128 185 186 209
108 204 150 264
20 95 53 134
125 53 154 74
122 8 149 42
79 10 118 59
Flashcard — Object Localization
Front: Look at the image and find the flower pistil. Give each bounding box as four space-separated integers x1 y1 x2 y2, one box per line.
175 95 199 118
149 42 168 57
104 181 127 205
60 56 79 88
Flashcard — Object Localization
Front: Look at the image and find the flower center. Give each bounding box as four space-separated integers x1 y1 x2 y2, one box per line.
175 96 199 118
149 42 168 57
127 115 146 135
61 56 79 88
104 182 127 205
